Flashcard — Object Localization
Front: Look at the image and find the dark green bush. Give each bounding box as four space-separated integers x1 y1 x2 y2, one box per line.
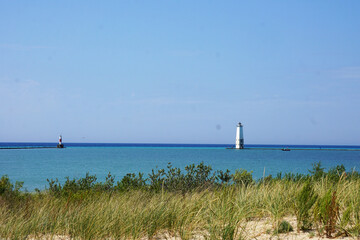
216 169 232 184
148 162 216 192
148 167 166 192
0 175 14 195
274 220 293 234
47 173 98 197
0 175 23 196
0 175 24 207
164 163 185 191
184 162 215 190
327 165 346 182
232 169 253 186
309 162 325 181
116 172 146 191
95 172 116 191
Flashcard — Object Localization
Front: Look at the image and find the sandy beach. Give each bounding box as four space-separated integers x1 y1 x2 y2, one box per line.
25 216 356 240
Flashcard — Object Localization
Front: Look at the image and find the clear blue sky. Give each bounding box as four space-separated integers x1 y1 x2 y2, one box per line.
1 1 360 145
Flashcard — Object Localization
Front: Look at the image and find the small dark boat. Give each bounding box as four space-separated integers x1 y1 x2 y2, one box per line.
282 148 291 151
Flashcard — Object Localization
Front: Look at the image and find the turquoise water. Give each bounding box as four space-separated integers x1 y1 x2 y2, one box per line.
1 143 360 191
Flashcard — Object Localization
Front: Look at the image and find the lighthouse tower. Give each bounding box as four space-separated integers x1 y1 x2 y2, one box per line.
235 123 244 149
57 135 64 148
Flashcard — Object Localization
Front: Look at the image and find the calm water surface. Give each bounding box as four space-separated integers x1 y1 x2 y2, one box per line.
1 143 360 191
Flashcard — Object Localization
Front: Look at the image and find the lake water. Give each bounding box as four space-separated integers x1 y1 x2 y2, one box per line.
1 143 360 191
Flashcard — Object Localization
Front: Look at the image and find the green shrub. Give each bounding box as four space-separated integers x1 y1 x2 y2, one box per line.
216 169 232 184
165 163 184 189
309 161 325 181
295 180 318 230
314 190 339 237
274 220 293 234
327 165 346 182
184 162 216 190
47 173 99 196
0 175 23 194
148 167 166 192
232 169 253 186
0 175 23 199
0 175 14 195
46 178 62 196
94 172 116 191
76 172 97 190
0 175 24 208
148 162 216 192
116 172 146 191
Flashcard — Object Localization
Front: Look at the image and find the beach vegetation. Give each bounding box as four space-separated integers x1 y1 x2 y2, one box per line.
0 175 25 207
309 161 325 181
314 189 339 237
0 175 23 196
327 164 346 183
295 179 318 230
216 169 232 184
274 220 293 234
2 162 360 239
148 162 217 193
232 169 253 186
116 172 146 191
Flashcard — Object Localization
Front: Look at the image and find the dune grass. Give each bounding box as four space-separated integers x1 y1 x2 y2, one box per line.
1 162 360 239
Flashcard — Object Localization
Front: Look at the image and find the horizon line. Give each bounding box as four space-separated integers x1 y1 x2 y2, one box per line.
1 142 360 147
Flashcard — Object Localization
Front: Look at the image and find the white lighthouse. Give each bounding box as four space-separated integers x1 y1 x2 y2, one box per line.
235 122 244 149
57 135 64 148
